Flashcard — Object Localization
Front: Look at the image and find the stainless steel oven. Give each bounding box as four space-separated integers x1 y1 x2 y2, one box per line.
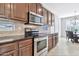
28 12 43 25
37 39 47 52
34 36 48 56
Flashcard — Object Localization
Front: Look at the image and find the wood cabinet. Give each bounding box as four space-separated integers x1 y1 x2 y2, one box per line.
54 34 58 47
29 3 37 13
42 6 55 26
42 7 48 24
10 3 27 21
19 44 32 56
0 3 5 17
0 3 55 25
0 42 18 56
52 36 55 48
48 35 53 51
1 50 18 56
4 3 11 18
36 3 43 15
19 39 32 56
0 3 11 18
47 11 52 26
0 3 28 22
10 3 14 19
25 3 29 23
0 38 33 56
48 34 58 51
19 39 32 48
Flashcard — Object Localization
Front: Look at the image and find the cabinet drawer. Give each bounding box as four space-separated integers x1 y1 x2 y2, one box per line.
1 50 18 56
0 42 18 54
19 39 32 48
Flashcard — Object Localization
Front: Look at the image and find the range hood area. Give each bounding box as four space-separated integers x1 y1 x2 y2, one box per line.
25 12 44 26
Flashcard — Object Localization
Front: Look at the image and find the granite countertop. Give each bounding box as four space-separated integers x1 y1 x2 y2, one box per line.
0 35 33 44
0 33 58 44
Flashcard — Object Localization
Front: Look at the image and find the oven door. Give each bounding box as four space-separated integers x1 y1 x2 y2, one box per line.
34 36 48 56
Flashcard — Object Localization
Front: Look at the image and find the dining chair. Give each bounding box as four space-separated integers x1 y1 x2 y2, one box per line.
66 31 74 42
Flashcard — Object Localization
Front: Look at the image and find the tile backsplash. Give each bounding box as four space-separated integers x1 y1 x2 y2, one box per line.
0 19 25 37
0 19 15 31
0 18 54 37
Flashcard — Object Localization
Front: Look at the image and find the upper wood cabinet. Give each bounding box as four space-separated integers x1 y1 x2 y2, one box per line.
25 3 29 23
42 7 48 24
47 11 52 26
0 3 55 25
4 3 11 18
36 3 43 15
29 3 37 13
0 3 5 17
0 3 11 18
10 3 13 19
10 3 27 21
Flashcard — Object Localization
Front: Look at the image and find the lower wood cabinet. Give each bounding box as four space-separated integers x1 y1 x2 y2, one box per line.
0 42 18 55
1 50 18 56
52 36 55 48
19 44 32 56
48 35 53 51
18 39 32 56
48 34 58 51
0 38 33 56
54 34 58 47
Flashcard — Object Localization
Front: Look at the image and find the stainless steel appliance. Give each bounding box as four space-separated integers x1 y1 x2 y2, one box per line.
34 36 48 56
25 28 39 37
27 12 43 25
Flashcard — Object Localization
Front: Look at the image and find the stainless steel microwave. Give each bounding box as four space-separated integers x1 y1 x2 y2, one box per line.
28 12 43 26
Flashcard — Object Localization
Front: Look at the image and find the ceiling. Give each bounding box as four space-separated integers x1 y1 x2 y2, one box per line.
42 3 79 18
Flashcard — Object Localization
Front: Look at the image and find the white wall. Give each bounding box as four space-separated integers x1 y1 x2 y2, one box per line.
42 3 79 18
61 19 66 37
54 16 59 33
58 18 61 37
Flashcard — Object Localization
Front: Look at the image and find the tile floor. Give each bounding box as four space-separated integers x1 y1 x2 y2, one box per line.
48 37 79 56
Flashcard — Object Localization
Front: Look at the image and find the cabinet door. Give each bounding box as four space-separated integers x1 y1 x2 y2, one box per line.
25 3 29 23
1 50 18 56
0 42 18 55
42 8 48 24
10 3 14 19
0 3 5 17
19 44 32 56
11 3 27 21
48 36 53 51
52 35 56 48
29 3 36 13
55 35 58 46
36 3 43 15
4 3 11 18
47 12 52 26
